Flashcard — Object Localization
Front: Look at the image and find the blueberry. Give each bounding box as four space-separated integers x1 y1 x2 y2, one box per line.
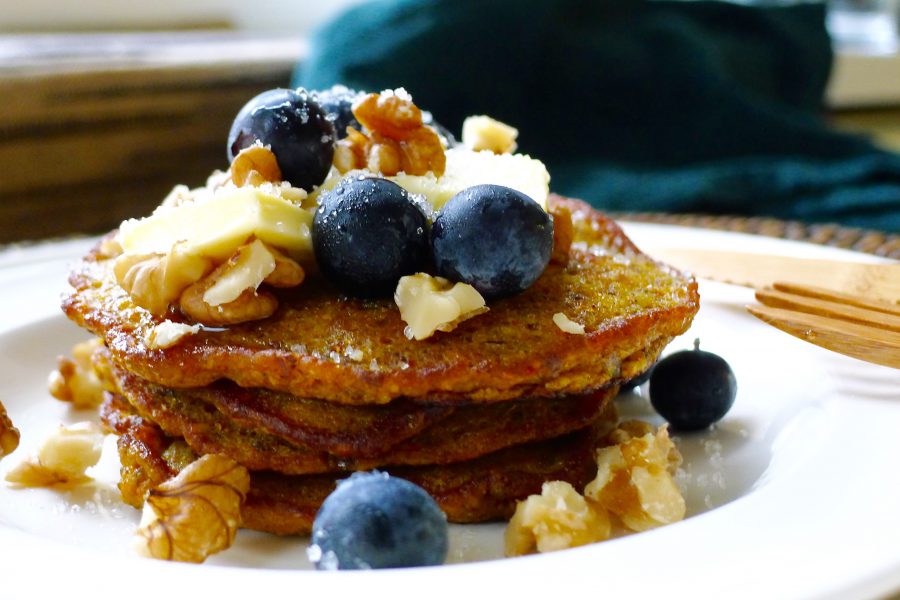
227 88 335 191
313 177 429 297
431 184 553 299
649 339 737 431
315 85 364 139
308 471 448 570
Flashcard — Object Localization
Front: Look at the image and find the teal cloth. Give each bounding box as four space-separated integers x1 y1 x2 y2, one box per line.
296 0 900 232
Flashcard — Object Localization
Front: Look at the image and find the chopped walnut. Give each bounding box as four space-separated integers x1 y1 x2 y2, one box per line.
6 422 103 487
553 312 585 335
134 453 250 563
0 400 20 459
585 422 685 531
114 244 213 317
395 273 488 340
462 115 519 154
354 89 423 138
505 419 686 555
230 144 282 187
144 321 202 350
334 89 446 177
178 239 302 326
180 283 278 327
48 338 106 408
263 244 306 288
505 481 610 556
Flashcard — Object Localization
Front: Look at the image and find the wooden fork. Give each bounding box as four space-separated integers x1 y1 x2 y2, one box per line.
748 283 900 369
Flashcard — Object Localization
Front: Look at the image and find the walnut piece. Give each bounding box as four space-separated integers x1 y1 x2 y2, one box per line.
552 312 585 335
143 321 202 350
0 399 20 459
134 453 250 563
230 144 282 187
505 481 610 556
5 422 103 487
395 273 488 340
113 244 213 317
48 338 106 409
334 89 446 177
462 115 519 154
178 239 303 326
504 419 686 555
585 422 685 531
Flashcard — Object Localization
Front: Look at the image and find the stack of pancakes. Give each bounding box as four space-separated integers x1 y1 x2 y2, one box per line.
63 195 699 535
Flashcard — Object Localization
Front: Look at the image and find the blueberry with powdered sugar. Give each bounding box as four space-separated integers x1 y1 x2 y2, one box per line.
227 88 335 191
312 176 430 298
308 471 448 570
315 85 365 139
431 184 553 299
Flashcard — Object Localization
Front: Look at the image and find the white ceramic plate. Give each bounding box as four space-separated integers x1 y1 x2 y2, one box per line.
0 226 898 600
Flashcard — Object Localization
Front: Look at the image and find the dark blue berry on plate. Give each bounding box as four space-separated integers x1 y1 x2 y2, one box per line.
308 471 449 570
431 184 552 299
313 177 429 297
649 339 737 431
227 88 335 191
315 85 364 139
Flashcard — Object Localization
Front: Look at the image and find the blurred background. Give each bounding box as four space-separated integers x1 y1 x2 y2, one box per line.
1 0 898 249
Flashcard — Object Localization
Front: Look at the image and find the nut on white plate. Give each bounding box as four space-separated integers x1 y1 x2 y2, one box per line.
395 273 488 340
585 422 685 531
0 399 20 459
135 453 250 563
47 337 107 408
5 422 103 487
505 481 611 556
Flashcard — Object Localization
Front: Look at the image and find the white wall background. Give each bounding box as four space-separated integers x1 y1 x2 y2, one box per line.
0 0 371 34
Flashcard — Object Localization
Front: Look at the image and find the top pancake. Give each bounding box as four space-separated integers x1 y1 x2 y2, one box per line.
63 195 699 405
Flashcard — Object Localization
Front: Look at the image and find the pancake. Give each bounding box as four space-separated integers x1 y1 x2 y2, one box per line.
101 392 608 535
63 196 699 405
106 364 617 474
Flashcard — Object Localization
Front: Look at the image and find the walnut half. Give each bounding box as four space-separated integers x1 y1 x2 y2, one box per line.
0 399 20 460
134 453 250 563
334 89 446 177
178 239 303 327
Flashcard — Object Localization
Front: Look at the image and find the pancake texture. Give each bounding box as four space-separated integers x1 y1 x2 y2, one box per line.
106 362 617 474
63 196 699 405
100 392 607 535
68 194 699 535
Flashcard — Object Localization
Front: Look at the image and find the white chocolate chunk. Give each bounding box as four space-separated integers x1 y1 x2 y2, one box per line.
318 148 549 212
118 187 314 264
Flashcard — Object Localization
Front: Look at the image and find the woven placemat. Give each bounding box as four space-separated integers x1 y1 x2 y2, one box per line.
612 212 900 260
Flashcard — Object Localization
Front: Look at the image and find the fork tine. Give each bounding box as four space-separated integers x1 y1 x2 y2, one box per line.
756 287 900 334
747 304 900 369
771 282 900 316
